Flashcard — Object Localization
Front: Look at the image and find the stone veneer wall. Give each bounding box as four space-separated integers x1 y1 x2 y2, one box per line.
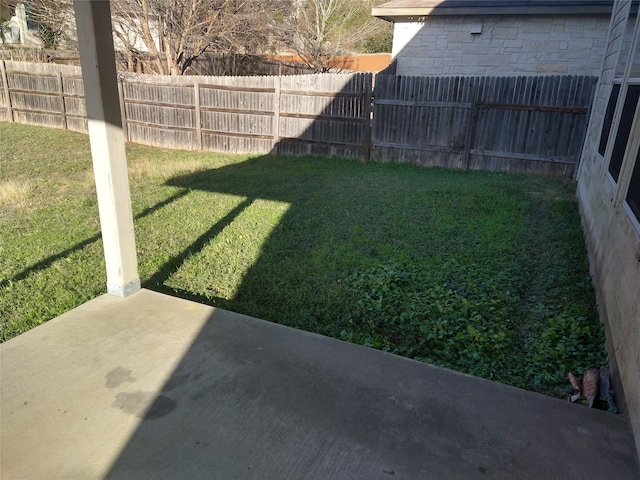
392 14 610 76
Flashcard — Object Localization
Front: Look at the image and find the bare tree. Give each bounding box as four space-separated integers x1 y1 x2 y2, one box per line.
110 0 285 75
23 0 76 49
273 0 383 72
17 0 389 74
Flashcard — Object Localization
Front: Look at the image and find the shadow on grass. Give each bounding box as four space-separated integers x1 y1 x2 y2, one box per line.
0 188 191 289
153 155 452 334
145 197 253 296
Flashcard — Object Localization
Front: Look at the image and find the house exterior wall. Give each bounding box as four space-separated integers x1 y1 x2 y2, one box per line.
578 123 640 464
576 0 640 462
392 14 610 76
0 3 41 46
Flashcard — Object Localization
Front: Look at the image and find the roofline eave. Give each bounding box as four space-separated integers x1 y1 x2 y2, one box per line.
371 4 615 22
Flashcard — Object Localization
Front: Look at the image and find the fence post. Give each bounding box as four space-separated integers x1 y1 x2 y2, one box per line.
117 78 128 141
1 60 14 122
464 84 478 170
57 71 68 130
273 75 282 154
364 73 373 163
194 82 202 151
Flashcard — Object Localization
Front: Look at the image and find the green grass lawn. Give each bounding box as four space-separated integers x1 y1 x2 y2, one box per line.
0 122 606 398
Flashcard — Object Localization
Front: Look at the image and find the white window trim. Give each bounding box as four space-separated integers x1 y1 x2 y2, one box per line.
601 11 640 182
622 201 640 236
597 80 620 169
613 99 640 210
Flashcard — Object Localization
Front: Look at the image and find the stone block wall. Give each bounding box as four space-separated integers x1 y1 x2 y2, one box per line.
392 14 611 76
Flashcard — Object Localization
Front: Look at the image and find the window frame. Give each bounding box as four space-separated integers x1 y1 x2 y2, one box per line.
600 8 639 182
598 82 621 158
600 77 640 183
617 99 640 235
606 82 640 182
596 8 640 235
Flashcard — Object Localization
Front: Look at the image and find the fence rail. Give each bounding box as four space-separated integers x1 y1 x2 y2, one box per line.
0 60 598 177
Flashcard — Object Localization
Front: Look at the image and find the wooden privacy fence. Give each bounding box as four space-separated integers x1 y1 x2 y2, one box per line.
119 72 372 159
0 61 371 160
0 61 87 133
0 60 598 177
372 74 598 176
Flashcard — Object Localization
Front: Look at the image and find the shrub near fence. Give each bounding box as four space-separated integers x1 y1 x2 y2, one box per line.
0 60 597 177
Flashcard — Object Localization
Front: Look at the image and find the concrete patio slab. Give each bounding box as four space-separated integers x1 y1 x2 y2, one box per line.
1 289 638 479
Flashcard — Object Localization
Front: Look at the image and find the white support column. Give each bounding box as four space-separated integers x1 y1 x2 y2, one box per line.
74 0 140 297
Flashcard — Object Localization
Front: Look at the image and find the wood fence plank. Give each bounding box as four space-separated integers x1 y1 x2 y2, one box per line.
0 60 13 122
194 82 202 151
273 76 281 153
118 79 128 140
57 71 67 131
364 75 373 162
464 79 477 169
